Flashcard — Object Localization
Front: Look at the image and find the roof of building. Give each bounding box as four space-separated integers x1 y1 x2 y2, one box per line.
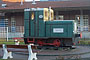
0 0 90 10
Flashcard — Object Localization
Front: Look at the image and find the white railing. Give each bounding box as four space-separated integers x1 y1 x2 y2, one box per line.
0 26 24 38
77 26 89 32
77 25 90 38
0 26 90 39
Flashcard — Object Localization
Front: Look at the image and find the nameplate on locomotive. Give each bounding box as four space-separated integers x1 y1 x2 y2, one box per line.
53 28 64 33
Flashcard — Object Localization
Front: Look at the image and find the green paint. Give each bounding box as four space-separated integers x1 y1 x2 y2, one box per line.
46 21 74 38
24 9 45 37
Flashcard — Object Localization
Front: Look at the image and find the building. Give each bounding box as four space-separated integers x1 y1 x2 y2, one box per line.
0 0 90 38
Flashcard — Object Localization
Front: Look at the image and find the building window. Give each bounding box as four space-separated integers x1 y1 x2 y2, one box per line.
58 15 64 20
83 15 88 31
31 12 34 20
75 15 89 32
54 15 64 20
5 18 8 27
55 15 64 20
0 18 8 27
83 15 88 26
11 17 16 32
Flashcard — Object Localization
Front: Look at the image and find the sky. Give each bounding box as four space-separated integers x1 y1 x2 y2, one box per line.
25 0 40 2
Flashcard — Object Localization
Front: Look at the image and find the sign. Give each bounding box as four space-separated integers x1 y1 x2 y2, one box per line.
39 15 43 18
53 28 64 33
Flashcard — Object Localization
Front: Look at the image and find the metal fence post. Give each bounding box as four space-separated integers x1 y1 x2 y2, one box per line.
6 27 8 41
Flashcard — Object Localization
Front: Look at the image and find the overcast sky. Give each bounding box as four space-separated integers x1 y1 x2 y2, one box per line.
25 0 40 2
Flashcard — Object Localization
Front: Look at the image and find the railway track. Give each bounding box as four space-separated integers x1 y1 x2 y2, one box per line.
1 46 90 60
13 48 90 60
37 46 90 60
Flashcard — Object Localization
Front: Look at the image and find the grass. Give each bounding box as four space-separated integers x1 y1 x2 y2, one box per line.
0 59 8 60
0 39 25 45
0 39 25 60
78 40 90 45
1 38 90 45
0 41 25 45
0 42 15 45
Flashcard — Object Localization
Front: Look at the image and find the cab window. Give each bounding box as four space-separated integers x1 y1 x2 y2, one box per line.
31 12 34 20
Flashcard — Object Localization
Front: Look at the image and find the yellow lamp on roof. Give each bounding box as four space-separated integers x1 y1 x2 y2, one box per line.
44 8 49 21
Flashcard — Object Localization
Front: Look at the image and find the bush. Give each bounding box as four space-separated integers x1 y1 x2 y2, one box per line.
79 40 90 45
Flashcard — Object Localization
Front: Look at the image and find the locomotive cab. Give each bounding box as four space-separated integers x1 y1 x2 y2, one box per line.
24 8 49 44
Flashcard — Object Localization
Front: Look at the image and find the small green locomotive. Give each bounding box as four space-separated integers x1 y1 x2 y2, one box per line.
24 8 79 47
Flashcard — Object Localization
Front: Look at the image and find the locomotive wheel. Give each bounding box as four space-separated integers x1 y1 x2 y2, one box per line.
37 40 44 46
53 39 61 47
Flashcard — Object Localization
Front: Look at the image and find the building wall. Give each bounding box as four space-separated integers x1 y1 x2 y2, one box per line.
57 10 90 22
0 12 24 38
58 10 80 20
5 12 24 26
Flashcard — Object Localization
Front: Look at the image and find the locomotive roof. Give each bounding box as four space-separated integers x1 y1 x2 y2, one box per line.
45 20 74 25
